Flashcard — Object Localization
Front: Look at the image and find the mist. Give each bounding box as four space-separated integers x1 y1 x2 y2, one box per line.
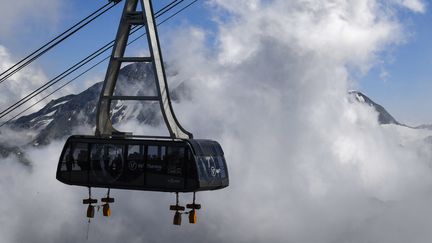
1 0 432 242
0 0 63 40
0 45 79 119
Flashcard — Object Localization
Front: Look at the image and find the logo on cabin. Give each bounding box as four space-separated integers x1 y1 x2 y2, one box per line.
128 161 138 171
210 166 221 177
205 156 221 177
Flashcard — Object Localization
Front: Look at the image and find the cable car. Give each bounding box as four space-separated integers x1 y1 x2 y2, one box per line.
56 135 229 192
56 0 229 225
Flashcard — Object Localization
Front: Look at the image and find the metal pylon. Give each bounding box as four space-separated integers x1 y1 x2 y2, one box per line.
95 0 193 139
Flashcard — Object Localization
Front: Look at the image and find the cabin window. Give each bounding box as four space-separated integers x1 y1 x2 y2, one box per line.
146 146 165 173
216 156 227 178
185 147 196 179
114 144 146 186
161 146 166 160
90 144 125 185
146 145 166 188
57 146 72 182
164 146 185 189
197 157 208 180
60 146 72 172
127 145 144 172
72 143 89 171
58 142 89 184
166 146 184 176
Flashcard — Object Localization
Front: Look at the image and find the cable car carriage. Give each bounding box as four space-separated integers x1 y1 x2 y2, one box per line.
56 0 229 225
57 136 228 192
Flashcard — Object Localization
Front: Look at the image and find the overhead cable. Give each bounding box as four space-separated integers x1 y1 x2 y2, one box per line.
0 0 200 126
0 1 119 84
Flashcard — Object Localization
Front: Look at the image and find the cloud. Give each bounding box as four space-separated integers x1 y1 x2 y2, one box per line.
0 0 431 243
0 45 77 120
396 0 426 13
0 46 50 117
0 0 63 38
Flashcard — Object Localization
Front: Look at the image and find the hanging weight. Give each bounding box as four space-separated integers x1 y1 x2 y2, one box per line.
87 205 95 218
173 211 182 225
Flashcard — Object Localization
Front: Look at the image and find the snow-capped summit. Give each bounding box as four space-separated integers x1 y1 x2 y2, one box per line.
348 90 400 125
1 64 429 162
8 62 186 146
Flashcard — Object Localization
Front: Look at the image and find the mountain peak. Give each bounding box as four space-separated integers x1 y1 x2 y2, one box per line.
8 63 171 145
348 90 400 125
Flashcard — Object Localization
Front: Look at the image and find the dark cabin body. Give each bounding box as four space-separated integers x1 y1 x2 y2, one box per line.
56 135 229 192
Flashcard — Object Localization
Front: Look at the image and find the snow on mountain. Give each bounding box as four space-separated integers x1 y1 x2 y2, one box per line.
0 63 429 162
348 90 401 125
382 122 432 145
6 62 186 146
348 91 432 133
415 124 432 130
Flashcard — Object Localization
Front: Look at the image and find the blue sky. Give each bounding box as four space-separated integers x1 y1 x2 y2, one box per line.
0 1 215 76
360 6 432 125
0 0 430 124
3 2 432 242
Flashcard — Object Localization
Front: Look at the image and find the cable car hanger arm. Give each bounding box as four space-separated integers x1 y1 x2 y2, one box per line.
96 0 192 139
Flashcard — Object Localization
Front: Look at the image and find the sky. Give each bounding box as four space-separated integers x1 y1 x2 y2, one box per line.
360 3 432 125
0 0 431 125
1 0 432 243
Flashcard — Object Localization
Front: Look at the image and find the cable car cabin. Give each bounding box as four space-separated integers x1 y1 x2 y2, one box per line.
56 135 229 192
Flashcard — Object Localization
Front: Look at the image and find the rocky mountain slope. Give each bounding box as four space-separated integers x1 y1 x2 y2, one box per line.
0 63 429 163
8 63 188 146
0 62 189 163
348 90 400 125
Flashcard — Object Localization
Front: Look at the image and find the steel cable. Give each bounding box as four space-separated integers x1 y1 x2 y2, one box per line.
0 0 200 126
0 1 119 84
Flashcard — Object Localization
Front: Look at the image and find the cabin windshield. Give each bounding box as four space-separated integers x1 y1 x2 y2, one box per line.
190 140 228 184
57 142 89 184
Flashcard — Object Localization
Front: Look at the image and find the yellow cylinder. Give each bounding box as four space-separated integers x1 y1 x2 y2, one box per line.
103 204 111 217
188 210 197 224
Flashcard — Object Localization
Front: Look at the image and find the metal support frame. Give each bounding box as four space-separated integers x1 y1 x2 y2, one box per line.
95 0 192 139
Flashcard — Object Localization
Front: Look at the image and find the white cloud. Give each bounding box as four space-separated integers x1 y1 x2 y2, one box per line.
0 0 431 242
396 0 426 13
0 0 63 37
380 68 390 81
0 45 77 120
0 46 50 117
